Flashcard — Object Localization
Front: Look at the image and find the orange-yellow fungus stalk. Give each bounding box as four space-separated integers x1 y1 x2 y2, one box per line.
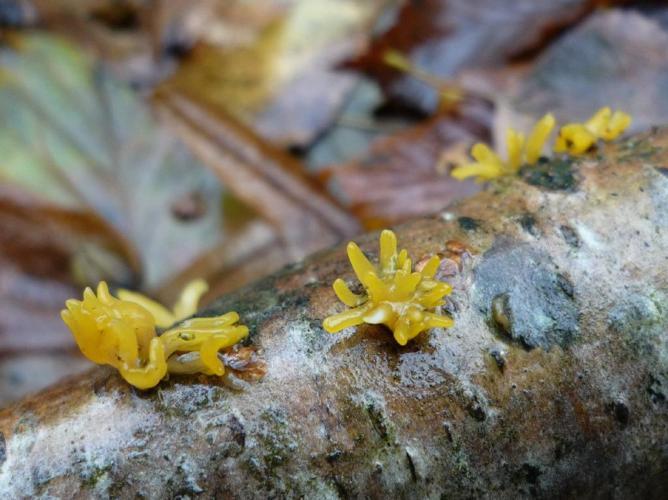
451 113 555 182
554 107 631 155
61 281 248 389
323 230 454 345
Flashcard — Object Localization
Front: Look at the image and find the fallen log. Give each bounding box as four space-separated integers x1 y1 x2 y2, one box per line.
1 128 667 498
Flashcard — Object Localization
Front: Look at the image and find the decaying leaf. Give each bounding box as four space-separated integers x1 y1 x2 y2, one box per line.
320 101 490 227
0 32 260 290
352 0 597 113
154 89 360 261
158 0 393 147
498 9 668 137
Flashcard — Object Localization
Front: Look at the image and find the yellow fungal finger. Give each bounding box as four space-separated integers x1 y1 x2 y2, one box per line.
420 255 441 278
393 317 411 346
347 241 377 286
119 337 167 390
159 329 203 357
470 143 501 165
419 282 453 307
379 229 398 272
96 281 114 303
451 161 503 181
506 129 525 172
585 107 611 137
394 271 422 297
407 321 426 343
397 249 409 269
363 304 394 324
199 326 249 375
365 271 389 303
322 306 369 333
333 279 365 307
424 312 454 329
113 319 140 366
172 279 209 321
601 110 631 140
525 113 555 165
117 288 175 328
555 124 597 155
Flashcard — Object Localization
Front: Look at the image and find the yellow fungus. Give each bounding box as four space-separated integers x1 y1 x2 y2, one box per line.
451 113 555 181
383 49 464 109
61 281 248 389
554 107 632 155
117 278 208 328
323 230 454 346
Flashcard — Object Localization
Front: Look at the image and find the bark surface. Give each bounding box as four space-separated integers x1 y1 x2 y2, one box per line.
1 129 667 498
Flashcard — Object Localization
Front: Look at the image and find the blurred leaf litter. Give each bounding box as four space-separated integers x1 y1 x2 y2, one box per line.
158 0 396 147
0 33 256 290
351 0 597 114
497 9 668 137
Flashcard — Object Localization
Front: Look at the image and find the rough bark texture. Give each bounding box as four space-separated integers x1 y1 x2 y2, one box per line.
1 129 668 499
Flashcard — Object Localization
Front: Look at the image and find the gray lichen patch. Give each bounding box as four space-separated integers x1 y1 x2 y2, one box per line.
608 291 668 377
152 383 225 418
474 239 580 350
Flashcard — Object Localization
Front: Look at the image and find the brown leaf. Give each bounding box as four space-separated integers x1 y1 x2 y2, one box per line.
0 33 262 291
0 258 77 353
351 0 597 113
0 184 135 355
0 185 135 281
320 101 491 227
498 9 668 135
154 89 360 261
157 0 391 147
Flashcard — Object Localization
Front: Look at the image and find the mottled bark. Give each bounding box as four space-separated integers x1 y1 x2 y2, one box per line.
1 129 667 499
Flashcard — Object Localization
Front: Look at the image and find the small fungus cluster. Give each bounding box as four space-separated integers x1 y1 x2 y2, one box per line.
322 230 454 346
61 281 248 389
452 107 631 182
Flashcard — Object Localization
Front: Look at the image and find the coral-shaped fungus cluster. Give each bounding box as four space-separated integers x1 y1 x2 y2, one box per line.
323 230 453 345
61 281 248 389
452 107 631 182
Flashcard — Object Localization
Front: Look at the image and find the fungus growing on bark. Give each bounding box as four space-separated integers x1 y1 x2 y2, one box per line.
554 107 632 155
452 107 631 181
451 113 555 181
61 281 248 389
323 230 454 345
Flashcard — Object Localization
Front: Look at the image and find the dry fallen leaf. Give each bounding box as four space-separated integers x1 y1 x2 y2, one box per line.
351 0 597 113
497 9 668 138
154 89 360 266
158 0 393 147
0 32 261 291
320 101 491 227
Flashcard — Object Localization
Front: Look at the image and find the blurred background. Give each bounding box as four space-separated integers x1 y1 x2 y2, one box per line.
1 0 667 407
